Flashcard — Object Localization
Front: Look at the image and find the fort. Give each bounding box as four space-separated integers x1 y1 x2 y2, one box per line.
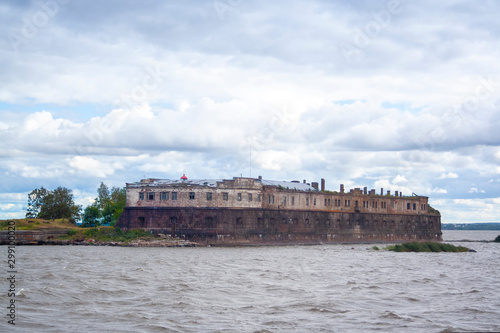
116 175 442 245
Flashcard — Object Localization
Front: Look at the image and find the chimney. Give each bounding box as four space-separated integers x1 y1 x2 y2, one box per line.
303 179 306 184
321 178 325 191
340 184 345 193
364 187 367 195
258 175 262 180
387 190 391 196
395 191 399 197
380 188 383 196
311 182 319 190
400 192 402 197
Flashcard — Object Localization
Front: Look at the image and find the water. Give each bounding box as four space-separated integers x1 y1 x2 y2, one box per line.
1 231 499 332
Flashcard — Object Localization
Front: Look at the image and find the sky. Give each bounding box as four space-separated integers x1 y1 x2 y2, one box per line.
0 0 499 223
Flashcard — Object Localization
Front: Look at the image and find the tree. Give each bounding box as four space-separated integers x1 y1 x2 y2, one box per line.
82 203 100 227
25 187 48 218
110 187 126 223
37 186 81 221
97 182 110 210
82 183 126 227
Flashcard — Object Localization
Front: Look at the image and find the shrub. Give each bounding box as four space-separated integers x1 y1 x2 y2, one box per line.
387 242 469 252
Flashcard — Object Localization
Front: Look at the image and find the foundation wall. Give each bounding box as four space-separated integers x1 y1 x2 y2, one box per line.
116 207 442 245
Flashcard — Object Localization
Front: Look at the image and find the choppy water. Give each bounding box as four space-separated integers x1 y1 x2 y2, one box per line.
1 230 499 332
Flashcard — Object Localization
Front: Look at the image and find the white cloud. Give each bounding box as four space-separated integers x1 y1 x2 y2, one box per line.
439 172 458 179
67 156 122 177
1 0 500 221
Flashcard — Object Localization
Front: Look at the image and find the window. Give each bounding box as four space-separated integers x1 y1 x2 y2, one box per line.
328 199 331 206
268 195 271 204
237 193 242 201
257 194 261 202
172 192 177 200
205 217 214 228
325 199 327 206
207 192 213 201
413 203 417 210
407 203 411 210
147 192 155 200
189 192 195 200
291 196 295 205
313 198 316 206
283 197 287 205
139 192 144 200
160 192 169 200
248 193 252 201
306 197 309 205
223 192 228 201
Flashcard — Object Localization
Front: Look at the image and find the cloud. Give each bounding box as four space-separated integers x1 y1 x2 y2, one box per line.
1 0 500 222
67 156 123 178
439 172 459 179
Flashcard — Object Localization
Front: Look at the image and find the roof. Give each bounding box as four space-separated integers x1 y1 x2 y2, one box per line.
261 179 318 191
127 177 318 192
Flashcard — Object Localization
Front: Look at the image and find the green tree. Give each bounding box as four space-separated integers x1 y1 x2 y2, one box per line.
82 183 126 227
25 187 48 218
37 186 81 221
82 203 100 227
110 187 126 224
97 182 110 210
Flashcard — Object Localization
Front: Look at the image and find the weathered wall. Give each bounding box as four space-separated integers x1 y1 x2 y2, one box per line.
0 229 70 245
127 183 429 215
116 207 442 245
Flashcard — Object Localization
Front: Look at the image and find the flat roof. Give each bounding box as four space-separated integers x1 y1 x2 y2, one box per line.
127 178 318 192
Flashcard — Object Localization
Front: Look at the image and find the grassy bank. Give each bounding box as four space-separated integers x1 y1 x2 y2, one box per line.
0 218 79 230
58 226 157 244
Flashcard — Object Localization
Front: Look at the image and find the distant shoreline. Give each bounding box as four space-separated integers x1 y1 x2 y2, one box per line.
442 223 500 230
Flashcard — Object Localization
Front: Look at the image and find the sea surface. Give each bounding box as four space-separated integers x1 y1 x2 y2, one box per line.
1 230 499 332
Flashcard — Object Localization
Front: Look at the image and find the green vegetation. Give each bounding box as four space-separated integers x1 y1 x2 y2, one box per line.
55 226 159 244
0 218 79 231
372 246 380 251
386 242 469 252
25 187 81 222
427 204 440 215
82 182 126 227
84 227 154 242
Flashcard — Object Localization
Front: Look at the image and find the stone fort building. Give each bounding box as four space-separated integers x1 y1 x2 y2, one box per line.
116 175 442 245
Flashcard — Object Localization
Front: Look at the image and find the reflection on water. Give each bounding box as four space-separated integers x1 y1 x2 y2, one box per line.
3 230 499 332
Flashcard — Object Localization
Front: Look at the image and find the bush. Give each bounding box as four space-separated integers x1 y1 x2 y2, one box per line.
387 242 469 252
